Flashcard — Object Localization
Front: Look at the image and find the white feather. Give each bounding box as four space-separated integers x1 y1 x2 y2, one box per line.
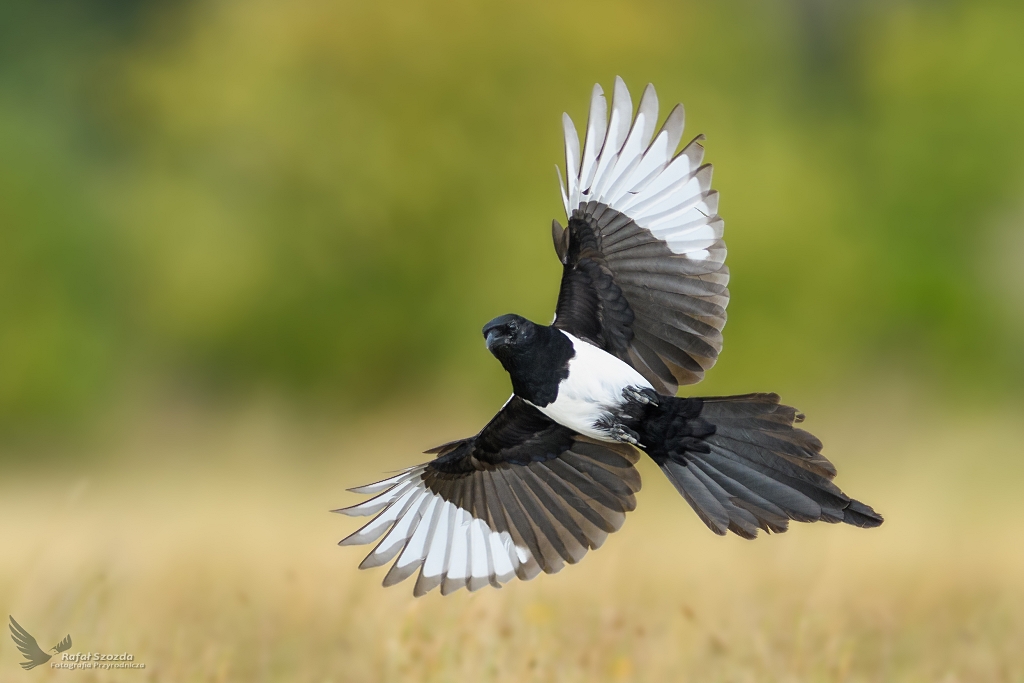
609 77 633 154
335 478 416 517
488 530 517 582
636 84 658 148
422 501 454 578
467 518 492 590
659 220 721 245
563 113 581 210
665 238 719 255
445 507 470 581
579 84 607 198
393 494 441 570
588 107 622 204
556 165 570 218
620 137 705 211
623 130 671 197
619 157 702 216
587 78 632 198
629 169 712 226
338 485 420 546
598 112 647 204
658 104 686 156
346 468 417 496
361 491 430 567
642 190 717 231
511 533 531 565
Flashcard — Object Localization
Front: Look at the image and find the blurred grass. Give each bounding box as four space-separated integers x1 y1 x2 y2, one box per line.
2 395 1023 682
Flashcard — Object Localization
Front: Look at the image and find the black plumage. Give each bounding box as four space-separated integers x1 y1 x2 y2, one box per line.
554 200 728 393
628 392 880 538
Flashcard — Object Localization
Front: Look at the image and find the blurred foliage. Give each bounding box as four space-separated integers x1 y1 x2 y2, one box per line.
2 0 1024 432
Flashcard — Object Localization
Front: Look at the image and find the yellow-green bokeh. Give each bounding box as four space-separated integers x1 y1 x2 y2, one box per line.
2 0 1023 431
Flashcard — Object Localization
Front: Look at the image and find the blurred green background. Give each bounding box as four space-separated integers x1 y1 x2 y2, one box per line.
2 0 1023 438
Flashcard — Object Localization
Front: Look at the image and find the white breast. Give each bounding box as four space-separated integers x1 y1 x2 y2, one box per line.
529 333 653 441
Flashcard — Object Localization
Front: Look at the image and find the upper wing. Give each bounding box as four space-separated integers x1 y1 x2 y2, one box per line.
8 617 51 670
552 77 729 395
335 397 641 596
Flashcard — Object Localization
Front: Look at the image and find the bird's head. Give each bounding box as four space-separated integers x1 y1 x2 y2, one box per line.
482 314 538 361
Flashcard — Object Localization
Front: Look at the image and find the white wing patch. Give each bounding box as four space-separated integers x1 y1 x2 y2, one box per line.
559 77 722 261
336 467 530 596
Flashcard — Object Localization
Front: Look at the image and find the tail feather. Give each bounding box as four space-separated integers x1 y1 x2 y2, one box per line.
641 392 883 538
692 451 811 528
843 499 884 528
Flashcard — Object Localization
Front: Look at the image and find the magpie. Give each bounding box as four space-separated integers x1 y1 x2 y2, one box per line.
336 78 883 596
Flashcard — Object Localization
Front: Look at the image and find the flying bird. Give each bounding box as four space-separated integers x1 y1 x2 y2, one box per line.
336 78 882 596
9 616 72 670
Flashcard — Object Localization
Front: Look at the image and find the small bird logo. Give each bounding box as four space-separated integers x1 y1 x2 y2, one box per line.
8 616 72 670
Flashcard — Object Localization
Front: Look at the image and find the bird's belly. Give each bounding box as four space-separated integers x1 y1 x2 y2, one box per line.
536 390 613 440
530 334 653 440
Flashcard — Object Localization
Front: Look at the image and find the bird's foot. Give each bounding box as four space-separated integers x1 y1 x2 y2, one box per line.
608 424 643 448
622 386 658 406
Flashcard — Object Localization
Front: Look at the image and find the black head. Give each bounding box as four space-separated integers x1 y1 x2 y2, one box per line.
481 313 574 407
482 313 538 360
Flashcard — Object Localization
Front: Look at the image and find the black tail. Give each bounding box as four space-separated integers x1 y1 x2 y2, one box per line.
635 392 883 538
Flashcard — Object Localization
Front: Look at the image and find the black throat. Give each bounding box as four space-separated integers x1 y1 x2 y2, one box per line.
494 325 575 407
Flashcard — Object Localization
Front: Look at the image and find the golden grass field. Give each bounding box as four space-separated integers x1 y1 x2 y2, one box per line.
2 392 1023 682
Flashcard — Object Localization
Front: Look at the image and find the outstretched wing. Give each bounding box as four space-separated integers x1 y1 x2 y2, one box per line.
53 634 72 653
335 397 641 596
9 616 52 670
553 77 728 395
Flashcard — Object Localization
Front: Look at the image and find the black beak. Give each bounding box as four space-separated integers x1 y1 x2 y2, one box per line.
484 327 508 352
